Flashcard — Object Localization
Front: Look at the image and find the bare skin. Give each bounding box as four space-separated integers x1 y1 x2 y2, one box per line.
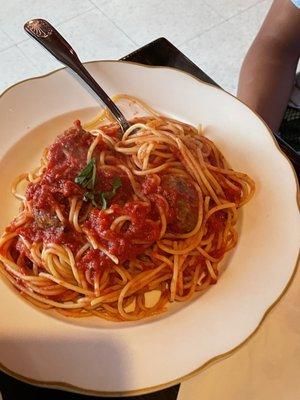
237 0 300 132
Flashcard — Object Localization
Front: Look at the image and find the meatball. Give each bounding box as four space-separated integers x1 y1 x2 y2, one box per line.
161 175 199 234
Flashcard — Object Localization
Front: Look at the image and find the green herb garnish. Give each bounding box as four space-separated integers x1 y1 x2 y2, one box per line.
75 158 96 190
99 177 122 209
83 191 98 208
75 161 122 210
100 192 108 210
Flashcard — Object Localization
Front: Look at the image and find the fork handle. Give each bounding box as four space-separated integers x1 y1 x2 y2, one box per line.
24 19 130 132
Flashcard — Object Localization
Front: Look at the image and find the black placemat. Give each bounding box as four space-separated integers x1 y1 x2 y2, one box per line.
122 37 218 87
0 373 180 400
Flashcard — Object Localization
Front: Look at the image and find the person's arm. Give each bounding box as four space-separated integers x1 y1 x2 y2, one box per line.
237 0 300 132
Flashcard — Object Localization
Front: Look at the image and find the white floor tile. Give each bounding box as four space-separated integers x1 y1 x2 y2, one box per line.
0 29 14 51
93 0 224 47
0 46 39 94
18 40 61 75
179 0 272 94
18 9 136 75
0 0 95 44
204 0 263 19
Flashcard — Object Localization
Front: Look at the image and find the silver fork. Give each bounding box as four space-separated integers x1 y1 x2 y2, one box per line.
24 18 131 133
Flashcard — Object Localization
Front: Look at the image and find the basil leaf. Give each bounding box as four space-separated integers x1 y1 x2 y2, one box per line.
112 177 122 192
75 158 96 189
80 171 123 210
99 177 123 209
83 191 94 202
100 192 108 209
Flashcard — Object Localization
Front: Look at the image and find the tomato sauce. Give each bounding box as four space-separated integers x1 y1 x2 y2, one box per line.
142 174 199 234
18 222 85 253
206 210 226 235
85 202 160 265
13 122 95 256
26 121 94 212
223 185 242 203
216 174 242 203
12 121 202 274
77 249 112 271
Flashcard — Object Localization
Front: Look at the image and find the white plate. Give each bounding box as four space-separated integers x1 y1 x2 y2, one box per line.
0 61 299 396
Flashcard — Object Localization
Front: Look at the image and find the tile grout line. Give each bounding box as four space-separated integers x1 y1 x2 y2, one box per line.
201 0 227 21
0 42 40 74
0 44 40 94
89 0 139 47
6 4 97 47
0 43 15 54
180 0 268 47
0 27 15 53
174 0 228 47
16 43 43 73
15 6 101 70
15 2 136 72
177 19 226 47
203 0 267 24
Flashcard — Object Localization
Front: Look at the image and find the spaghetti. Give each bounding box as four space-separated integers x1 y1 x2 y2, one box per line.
0 95 255 321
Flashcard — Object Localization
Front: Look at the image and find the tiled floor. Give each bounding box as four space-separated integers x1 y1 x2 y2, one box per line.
0 0 272 95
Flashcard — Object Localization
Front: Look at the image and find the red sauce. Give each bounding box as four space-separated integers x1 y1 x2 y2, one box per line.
18 222 85 253
216 174 242 203
210 247 225 259
101 123 122 139
206 211 226 235
223 185 242 203
77 249 112 271
85 202 160 266
45 120 94 182
14 121 202 274
142 175 160 195
26 122 94 213
142 174 199 233
96 169 133 205
15 122 95 255
204 211 227 261
184 254 206 272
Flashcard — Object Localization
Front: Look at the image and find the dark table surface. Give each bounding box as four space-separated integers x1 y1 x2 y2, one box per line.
0 37 299 400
